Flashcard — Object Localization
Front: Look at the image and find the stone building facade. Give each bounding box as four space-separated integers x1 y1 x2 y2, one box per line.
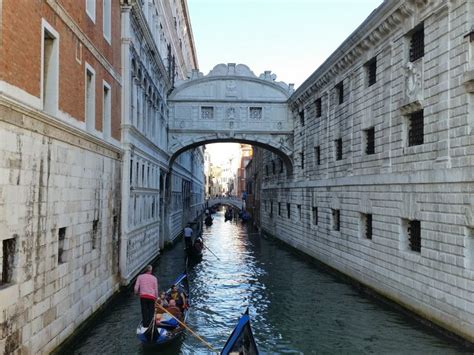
258 0 474 342
0 1 122 353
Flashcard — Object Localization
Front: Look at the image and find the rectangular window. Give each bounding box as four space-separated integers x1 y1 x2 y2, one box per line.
315 146 321 165
265 165 269 176
249 107 262 119
272 160 276 175
58 227 66 264
335 138 343 161
297 205 302 221
315 98 322 118
409 23 424 62
85 65 96 131
92 220 99 249
103 0 111 43
279 159 284 173
361 213 373 239
287 203 291 219
86 0 96 23
465 227 474 270
312 207 318 225
300 151 304 170
408 110 424 146
278 202 281 216
299 110 305 126
1 238 16 285
270 202 273 218
366 57 377 86
365 127 375 155
42 22 59 115
332 209 340 231
408 220 421 252
201 106 214 119
336 81 344 104
103 82 111 139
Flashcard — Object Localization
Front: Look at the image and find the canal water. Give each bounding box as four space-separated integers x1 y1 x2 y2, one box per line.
63 210 469 354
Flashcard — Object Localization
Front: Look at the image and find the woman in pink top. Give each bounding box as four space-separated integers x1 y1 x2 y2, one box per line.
134 265 159 327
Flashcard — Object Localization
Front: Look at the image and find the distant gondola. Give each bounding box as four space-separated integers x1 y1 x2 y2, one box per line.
205 215 213 226
221 309 259 355
136 272 189 346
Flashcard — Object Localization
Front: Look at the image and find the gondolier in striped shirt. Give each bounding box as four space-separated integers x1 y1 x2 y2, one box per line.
134 265 159 327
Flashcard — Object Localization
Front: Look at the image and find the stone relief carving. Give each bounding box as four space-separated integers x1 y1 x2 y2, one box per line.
226 107 236 119
225 80 238 97
404 61 422 102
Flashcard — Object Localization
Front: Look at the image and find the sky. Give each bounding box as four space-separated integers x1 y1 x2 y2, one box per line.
187 0 384 166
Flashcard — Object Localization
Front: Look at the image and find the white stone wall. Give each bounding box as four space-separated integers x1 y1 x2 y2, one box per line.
261 0 474 342
0 101 121 354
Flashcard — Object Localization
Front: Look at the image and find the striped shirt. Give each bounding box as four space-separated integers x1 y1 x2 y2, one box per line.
134 273 158 300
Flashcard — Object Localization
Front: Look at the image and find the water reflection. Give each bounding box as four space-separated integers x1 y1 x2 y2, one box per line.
65 210 469 354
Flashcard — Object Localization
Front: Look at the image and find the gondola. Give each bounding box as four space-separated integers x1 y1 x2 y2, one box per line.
136 272 189 346
205 215 213 226
221 309 259 355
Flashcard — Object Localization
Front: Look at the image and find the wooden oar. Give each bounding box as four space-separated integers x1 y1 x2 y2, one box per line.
154 302 218 353
202 243 221 260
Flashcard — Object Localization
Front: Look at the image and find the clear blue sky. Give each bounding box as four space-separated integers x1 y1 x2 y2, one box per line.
188 0 383 88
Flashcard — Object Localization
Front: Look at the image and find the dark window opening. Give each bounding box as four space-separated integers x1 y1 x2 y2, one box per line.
315 98 322 118
272 160 276 175
335 138 343 161
332 209 340 231
336 82 344 104
408 220 421 252
300 151 305 170
366 57 377 86
287 203 291 219
278 202 281 216
265 165 269 176
92 219 99 249
299 110 305 126
270 202 273 218
297 205 302 220
312 207 318 225
279 159 284 173
408 110 424 146
1 237 16 285
130 160 133 185
315 146 321 165
58 227 66 264
365 127 375 155
365 214 373 239
409 24 424 62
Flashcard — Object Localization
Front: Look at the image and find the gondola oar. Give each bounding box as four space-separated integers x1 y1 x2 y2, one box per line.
202 243 221 260
154 303 218 353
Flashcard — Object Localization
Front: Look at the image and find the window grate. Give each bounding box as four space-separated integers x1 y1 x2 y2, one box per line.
409 24 424 62
408 110 424 146
58 227 66 264
300 151 305 170
366 57 377 86
335 139 343 161
315 98 322 118
365 214 372 239
366 127 375 155
2 238 16 284
408 220 421 252
336 82 344 104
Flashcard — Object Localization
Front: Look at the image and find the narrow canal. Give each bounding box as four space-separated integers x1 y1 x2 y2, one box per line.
63 210 469 354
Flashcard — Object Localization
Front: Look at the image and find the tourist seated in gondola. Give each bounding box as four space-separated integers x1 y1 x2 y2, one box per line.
168 284 187 311
193 237 203 253
159 291 169 307
165 299 183 322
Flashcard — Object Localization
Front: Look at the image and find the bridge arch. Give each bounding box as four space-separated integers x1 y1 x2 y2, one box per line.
167 63 295 173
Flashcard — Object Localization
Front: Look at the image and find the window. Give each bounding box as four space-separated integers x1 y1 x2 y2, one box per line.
315 146 321 166
408 110 424 146
201 106 214 119
103 0 111 43
270 202 273 218
85 65 96 131
92 220 99 249
265 165 269 176
280 159 284 173
58 227 66 264
300 151 305 170
365 127 375 155
315 98 322 118
103 82 111 139
278 202 281 216
272 160 276 175
287 203 291 219
335 138 343 161
361 214 373 239
465 227 474 270
86 0 96 23
408 220 421 252
297 205 302 221
409 23 424 62
249 107 262 119
1 237 16 285
366 57 377 86
312 207 318 225
299 110 305 126
335 81 344 104
332 209 340 231
42 21 59 115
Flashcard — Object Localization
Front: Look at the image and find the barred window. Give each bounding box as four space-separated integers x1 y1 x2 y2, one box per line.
315 98 322 118
365 127 375 155
362 214 372 239
1 237 16 285
58 227 66 264
408 110 424 146
312 207 318 225
250 107 262 119
409 24 424 62
332 209 340 231
366 57 377 86
300 151 305 170
335 138 343 161
201 106 214 119
408 220 421 252
335 81 344 104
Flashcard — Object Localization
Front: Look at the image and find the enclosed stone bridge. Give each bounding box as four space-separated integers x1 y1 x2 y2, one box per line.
168 63 295 171
207 196 243 210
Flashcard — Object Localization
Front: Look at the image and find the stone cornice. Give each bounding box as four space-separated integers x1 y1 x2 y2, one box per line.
180 0 199 69
291 0 445 105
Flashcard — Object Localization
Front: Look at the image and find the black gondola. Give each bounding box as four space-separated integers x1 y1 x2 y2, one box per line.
136 272 189 346
186 237 203 260
205 215 213 226
221 309 259 355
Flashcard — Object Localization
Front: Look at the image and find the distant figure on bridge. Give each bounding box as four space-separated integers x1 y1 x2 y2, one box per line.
134 265 158 327
183 224 193 249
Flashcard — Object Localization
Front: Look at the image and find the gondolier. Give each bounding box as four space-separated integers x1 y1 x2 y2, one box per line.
134 265 158 328
183 224 193 249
